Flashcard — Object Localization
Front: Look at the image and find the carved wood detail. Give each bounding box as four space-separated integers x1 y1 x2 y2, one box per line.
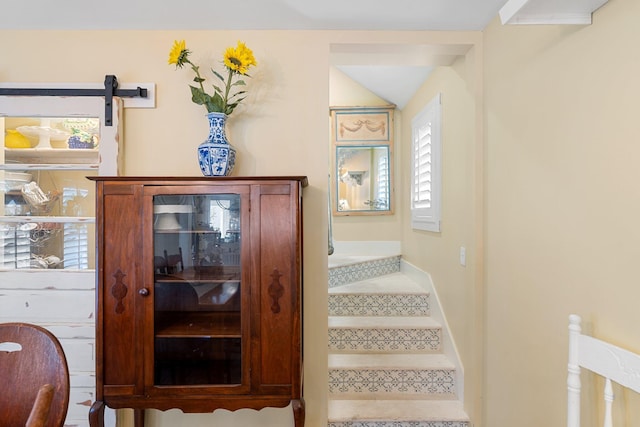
268 268 285 314
111 269 128 314
340 118 385 137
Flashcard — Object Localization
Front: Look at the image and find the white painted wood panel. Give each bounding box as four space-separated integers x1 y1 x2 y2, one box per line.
66 386 116 427
58 338 95 372
0 289 94 322
43 324 95 339
67 386 96 422
0 270 95 290
70 372 96 389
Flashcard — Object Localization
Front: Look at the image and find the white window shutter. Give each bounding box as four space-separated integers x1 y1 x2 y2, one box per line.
411 93 441 232
375 150 390 210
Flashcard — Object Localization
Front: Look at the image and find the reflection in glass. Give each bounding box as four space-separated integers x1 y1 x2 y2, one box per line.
1 114 101 270
0 221 94 270
0 170 96 270
153 194 242 386
336 145 390 213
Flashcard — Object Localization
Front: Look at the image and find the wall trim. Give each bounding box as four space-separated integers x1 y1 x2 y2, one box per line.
401 258 465 403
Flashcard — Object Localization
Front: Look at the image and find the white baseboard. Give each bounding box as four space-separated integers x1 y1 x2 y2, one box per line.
401 259 465 404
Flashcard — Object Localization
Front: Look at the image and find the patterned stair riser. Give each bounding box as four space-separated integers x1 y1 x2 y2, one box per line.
329 422 469 427
328 368 456 396
329 294 430 317
329 328 441 353
329 256 401 288
328 259 469 427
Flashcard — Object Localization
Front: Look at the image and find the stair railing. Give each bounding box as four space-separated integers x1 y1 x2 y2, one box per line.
328 174 334 255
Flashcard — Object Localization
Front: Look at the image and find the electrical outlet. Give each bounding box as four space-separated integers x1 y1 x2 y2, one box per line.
459 246 466 266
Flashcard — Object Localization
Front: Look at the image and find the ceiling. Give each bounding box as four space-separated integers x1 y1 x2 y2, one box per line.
1 0 507 31
330 43 476 109
2 0 509 109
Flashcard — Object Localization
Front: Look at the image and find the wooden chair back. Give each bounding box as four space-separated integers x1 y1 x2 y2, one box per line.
567 314 640 427
164 247 184 273
0 322 70 427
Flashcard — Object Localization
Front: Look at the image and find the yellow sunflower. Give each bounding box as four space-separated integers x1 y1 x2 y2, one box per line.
168 40 190 68
223 41 258 75
168 39 258 115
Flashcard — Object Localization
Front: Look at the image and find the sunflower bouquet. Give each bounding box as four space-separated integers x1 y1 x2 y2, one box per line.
168 40 257 115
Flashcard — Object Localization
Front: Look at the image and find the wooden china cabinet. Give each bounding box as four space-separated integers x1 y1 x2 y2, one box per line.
89 176 307 427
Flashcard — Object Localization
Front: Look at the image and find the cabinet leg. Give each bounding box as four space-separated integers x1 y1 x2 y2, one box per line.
292 399 305 427
134 408 145 427
89 401 104 427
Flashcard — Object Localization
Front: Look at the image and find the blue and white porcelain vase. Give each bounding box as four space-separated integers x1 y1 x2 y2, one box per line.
198 112 236 176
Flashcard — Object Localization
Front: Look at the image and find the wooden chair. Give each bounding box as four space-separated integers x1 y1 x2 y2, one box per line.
567 314 640 427
0 322 70 427
164 247 184 274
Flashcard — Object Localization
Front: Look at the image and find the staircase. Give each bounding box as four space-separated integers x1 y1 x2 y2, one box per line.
327 255 470 427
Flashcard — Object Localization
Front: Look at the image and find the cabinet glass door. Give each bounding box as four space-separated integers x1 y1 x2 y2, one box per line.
1 115 99 270
152 193 243 386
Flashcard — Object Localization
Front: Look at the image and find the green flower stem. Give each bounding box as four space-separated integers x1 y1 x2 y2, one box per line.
223 68 234 114
186 59 207 98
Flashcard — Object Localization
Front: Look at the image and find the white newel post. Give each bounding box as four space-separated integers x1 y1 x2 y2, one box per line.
567 314 582 427
603 378 613 427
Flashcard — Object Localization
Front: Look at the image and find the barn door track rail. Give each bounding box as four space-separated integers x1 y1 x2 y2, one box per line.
0 75 148 126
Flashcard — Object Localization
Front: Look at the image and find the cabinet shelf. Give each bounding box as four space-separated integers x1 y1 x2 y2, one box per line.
4 147 99 165
155 277 240 284
0 216 95 224
154 229 232 235
155 267 240 282
155 312 241 338
0 163 99 171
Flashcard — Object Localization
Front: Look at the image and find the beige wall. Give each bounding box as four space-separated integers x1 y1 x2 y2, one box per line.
0 29 481 426
400 50 482 421
483 0 640 425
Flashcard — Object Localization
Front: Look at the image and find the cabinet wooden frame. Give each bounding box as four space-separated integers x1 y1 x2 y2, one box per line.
89 176 307 427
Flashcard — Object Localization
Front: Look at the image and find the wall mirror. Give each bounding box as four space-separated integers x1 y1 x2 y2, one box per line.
335 145 390 213
331 105 394 216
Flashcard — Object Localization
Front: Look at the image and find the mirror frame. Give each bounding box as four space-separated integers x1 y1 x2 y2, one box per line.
330 105 394 216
